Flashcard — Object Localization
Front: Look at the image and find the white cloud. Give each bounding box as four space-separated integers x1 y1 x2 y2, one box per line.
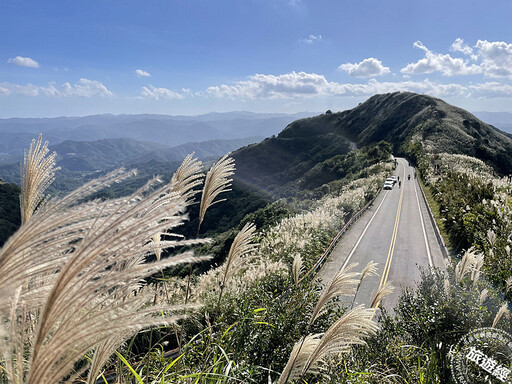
0 79 113 97
475 40 512 78
135 69 151 77
140 85 186 100
467 81 512 97
206 71 512 100
207 71 334 99
61 79 114 97
302 34 322 44
338 58 391 78
401 41 481 76
450 38 473 55
8 56 40 68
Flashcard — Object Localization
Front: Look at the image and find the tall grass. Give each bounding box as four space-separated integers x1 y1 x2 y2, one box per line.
0 138 213 384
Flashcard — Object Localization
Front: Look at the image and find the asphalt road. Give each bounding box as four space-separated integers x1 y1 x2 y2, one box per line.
320 158 447 311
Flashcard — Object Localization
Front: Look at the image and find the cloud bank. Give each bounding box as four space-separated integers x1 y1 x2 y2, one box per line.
0 79 113 97
402 39 512 79
206 71 512 99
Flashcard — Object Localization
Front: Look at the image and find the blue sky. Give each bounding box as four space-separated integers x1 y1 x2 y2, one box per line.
1 0 512 117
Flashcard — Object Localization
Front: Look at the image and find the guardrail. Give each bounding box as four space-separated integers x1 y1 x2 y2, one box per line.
415 176 450 261
298 190 381 283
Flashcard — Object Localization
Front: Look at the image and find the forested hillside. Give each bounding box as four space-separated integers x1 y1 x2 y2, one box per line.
0 180 20 247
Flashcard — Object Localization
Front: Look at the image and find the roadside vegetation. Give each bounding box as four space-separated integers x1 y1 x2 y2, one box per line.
414 152 512 302
0 132 510 383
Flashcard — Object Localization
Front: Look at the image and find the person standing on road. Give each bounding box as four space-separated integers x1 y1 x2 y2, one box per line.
399 181 401 188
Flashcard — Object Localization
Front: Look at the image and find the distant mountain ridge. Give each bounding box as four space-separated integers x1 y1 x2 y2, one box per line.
473 111 512 134
0 112 313 162
50 136 263 172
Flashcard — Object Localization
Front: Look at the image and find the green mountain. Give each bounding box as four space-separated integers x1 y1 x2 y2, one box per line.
330 92 512 174
231 92 512 196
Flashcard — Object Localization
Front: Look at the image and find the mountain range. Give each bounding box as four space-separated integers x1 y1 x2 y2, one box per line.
1 92 511 239
473 111 512 134
0 111 312 163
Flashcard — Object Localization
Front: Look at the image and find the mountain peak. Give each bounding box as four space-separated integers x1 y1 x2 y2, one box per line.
237 92 512 179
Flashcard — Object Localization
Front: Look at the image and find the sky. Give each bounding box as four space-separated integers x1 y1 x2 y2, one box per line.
1 0 512 118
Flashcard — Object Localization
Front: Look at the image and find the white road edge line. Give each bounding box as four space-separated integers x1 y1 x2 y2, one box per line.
413 176 433 267
340 189 389 271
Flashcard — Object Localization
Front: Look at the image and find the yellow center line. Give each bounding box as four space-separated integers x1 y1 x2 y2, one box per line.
377 159 406 292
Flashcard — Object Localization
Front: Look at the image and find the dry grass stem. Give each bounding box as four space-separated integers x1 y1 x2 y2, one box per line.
478 289 489 305
506 276 512 293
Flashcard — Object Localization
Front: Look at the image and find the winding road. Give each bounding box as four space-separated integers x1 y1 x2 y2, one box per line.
320 158 448 310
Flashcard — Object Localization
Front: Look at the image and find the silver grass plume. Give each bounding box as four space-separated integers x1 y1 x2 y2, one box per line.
292 253 303 286
279 306 378 383
351 261 378 309
479 289 489 305
487 229 497 248
303 306 378 375
198 155 235 233
444 278 451 297
20 134 60 224
470 252 485 284
361 261 379 282
213 223 258 316
370 282 395 309
455 247 484 284
492 303 510 328
0 165 210 384
151 154 204 261
506 277 512 293
277 334 321 384
308 263 360 328
170 153 204 201
220 222 257 288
